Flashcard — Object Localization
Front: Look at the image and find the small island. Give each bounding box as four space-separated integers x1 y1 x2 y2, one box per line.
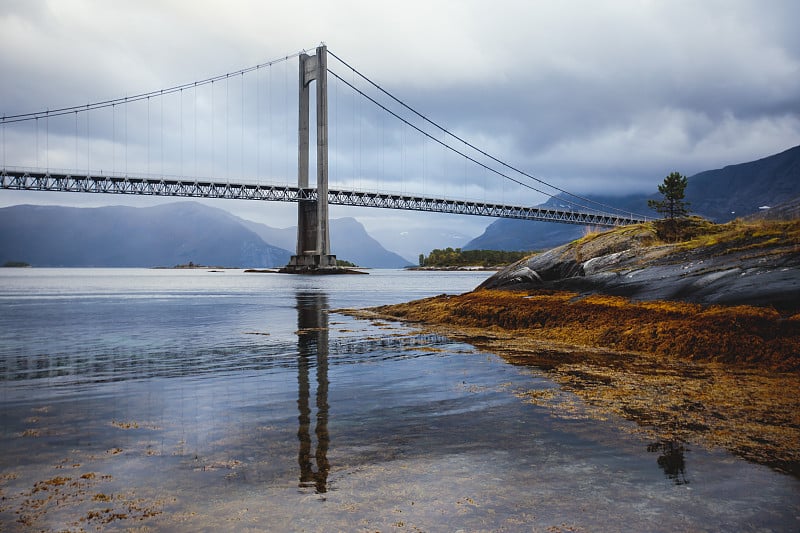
409 248 530 271
2 261 31 268
152 261 230 270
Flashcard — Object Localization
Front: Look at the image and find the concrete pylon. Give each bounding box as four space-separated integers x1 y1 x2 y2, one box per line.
283 44 337 272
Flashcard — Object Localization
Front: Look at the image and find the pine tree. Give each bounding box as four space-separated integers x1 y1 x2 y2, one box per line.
648 171 690 219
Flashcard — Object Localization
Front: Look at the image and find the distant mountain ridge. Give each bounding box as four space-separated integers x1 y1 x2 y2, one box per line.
464 194 650 252
0 202 410 268
240 216 411 268
685 144 800 221
465 144 800 252
0 202 291 268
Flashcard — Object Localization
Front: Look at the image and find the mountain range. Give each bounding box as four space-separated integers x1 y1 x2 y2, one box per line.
464 144 800 251
240 216 411 268
0 202 410 268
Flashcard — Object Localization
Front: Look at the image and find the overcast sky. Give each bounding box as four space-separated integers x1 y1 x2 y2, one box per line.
1 0 799 242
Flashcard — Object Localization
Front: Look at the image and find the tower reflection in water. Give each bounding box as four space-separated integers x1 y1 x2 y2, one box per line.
295 292 330 493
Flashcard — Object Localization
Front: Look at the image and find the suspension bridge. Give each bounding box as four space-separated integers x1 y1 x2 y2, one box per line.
0 45 649 271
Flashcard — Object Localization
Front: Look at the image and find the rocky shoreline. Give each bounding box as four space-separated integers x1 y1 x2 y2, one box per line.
344 218 800 476
480 218 800 312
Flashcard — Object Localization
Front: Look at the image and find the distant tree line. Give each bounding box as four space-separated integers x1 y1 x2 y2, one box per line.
418 248 529 267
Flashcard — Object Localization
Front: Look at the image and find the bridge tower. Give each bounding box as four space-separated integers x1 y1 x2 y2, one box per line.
283 44 337 272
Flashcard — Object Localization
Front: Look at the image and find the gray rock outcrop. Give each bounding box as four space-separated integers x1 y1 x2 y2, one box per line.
479 223 800 312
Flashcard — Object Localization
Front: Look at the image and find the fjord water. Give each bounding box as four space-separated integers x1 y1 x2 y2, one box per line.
1 269 797 531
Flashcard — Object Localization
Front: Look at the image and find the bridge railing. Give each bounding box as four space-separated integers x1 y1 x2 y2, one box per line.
1 168 648 227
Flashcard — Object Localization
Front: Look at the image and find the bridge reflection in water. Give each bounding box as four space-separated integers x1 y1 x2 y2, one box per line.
295 292 331 493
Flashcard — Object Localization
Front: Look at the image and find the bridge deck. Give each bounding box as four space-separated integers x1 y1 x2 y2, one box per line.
1 169 648 227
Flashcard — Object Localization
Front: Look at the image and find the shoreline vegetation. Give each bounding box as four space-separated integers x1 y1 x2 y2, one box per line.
414 248 529 270
343 217 800 476
406 265 503 271
153 262 229 270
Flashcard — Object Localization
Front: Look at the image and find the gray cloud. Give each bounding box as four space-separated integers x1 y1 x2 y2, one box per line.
1 0 799 238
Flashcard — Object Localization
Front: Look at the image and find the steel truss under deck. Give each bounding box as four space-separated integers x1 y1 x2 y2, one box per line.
1 169 648 227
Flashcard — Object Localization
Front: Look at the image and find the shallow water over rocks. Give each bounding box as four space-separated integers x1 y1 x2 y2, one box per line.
1 269 798 531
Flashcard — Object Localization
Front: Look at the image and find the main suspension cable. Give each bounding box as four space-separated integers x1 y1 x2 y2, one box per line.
328 49 649 219
327 68 562 203
1 49 310 124
328 67 635 218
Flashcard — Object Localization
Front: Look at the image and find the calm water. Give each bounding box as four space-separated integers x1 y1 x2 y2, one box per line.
0 268 798 532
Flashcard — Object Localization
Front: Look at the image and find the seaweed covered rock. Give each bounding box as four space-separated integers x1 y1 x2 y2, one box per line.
479 219 800 313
